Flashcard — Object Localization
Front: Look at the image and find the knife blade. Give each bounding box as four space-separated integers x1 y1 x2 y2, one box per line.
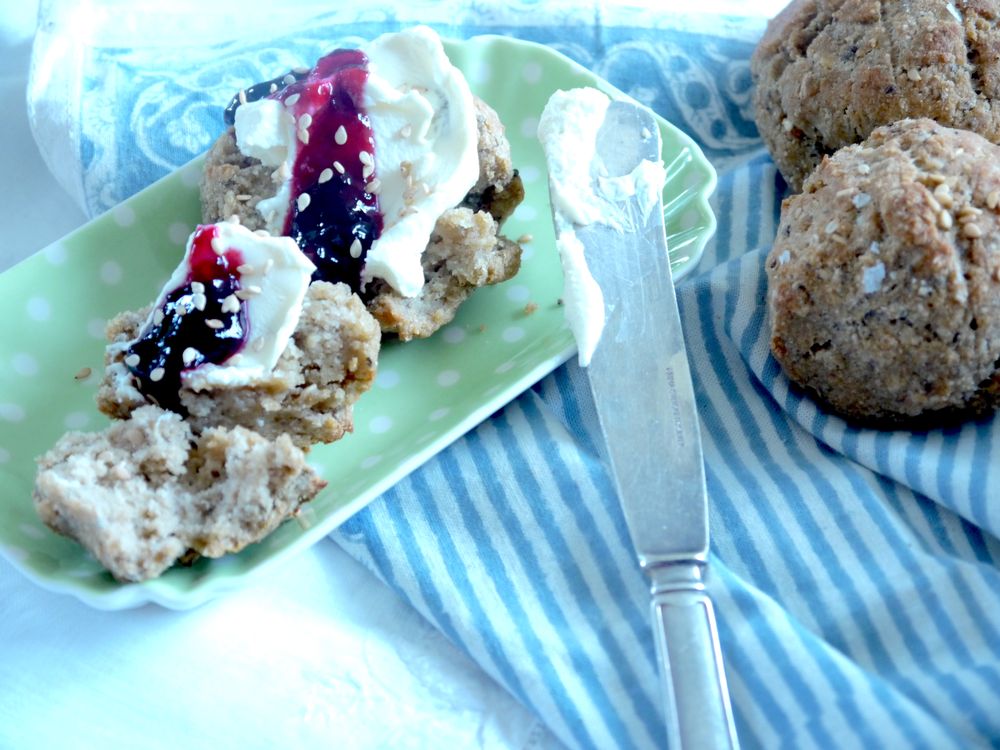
560 99 739 749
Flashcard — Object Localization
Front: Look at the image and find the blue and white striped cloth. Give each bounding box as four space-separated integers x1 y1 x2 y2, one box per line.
31 3 1000 747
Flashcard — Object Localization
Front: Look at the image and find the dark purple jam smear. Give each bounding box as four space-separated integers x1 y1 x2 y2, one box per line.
225 49 383 293
125 225 248 412
223 68 310 126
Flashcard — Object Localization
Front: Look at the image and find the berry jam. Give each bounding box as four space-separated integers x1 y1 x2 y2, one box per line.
125 225 248 411
226 50 383 292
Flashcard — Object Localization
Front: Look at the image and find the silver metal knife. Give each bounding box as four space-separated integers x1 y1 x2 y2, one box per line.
565 100 739 749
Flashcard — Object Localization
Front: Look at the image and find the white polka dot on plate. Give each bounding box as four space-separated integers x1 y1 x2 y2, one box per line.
502 326 525 343
519 165 540 184
429 407 449 422
209 554 240 570
469 60 492 86
65 566 100 578
522 61 542 84
180 161 203 187
376 368 400 389
169 222 191 245
505 284 530 303
0 447 10 464
27 297 50 321
681 209 700 230
495 361 515 374
18 523 44 540
369 415 393 434
513 204 538 222
64 412 89 430
436 369 460 387
100 260 123 285
442 326 465 344
43 242 68 265
520 116 540 139
360 454 382 470
87 318 107 340
112 204 136 227
12 353 38 376
1 545 27 564
0 403 26 422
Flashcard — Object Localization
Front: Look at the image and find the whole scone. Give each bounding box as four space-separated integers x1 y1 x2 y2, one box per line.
766 118 1000 427
751 0 1000 192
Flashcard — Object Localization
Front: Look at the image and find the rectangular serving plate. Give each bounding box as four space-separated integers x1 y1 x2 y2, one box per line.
0 35 715 608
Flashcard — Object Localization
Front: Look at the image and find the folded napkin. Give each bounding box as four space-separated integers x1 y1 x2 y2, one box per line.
29 2 1000 748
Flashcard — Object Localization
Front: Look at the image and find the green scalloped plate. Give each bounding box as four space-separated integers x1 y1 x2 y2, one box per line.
0 34 717 609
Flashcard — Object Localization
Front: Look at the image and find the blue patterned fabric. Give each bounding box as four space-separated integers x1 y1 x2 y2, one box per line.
34 6 1000 748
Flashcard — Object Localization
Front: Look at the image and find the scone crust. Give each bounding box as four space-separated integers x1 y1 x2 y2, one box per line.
766 118 1000 426
751 0 1000 192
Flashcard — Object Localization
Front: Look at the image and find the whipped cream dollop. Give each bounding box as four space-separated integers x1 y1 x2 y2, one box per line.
538 87 667 367
233 26 478 298
125 221 315 405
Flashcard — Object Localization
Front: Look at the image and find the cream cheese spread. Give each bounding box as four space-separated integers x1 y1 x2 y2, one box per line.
538 87 667 366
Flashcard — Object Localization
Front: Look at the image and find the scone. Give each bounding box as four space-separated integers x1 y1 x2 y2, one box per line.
751 0 1000 192
96 222 380 450
34 406 325 582
200 26 524 340
766 118 1000 427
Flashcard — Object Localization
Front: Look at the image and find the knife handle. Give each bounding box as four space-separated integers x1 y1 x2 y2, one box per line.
647 562 739 750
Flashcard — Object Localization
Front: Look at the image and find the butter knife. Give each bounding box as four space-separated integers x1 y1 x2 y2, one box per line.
567 100 739 749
